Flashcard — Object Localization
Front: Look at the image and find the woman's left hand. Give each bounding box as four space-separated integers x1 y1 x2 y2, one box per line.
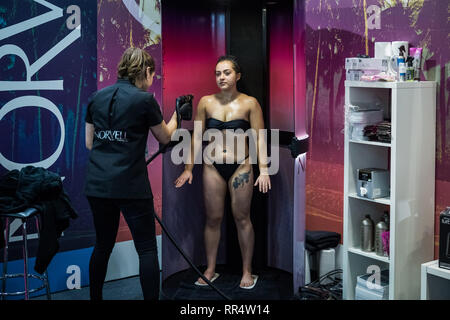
254 174 271 193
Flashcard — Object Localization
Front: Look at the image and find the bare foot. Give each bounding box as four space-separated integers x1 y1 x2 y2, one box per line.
239 272 255 288
196 269 216 285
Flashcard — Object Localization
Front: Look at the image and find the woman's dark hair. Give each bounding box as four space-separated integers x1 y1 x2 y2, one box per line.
117 47 155 85
216 55 241 74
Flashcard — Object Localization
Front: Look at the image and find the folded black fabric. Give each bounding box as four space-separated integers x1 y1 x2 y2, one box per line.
306 230 341 243
306 230 341 254
310 235 340 245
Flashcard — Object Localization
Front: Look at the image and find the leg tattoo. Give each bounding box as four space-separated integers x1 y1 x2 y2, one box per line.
232 170 251 189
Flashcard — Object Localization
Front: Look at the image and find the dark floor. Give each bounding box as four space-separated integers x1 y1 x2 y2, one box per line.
32 275 145 300
31 266 295 300
162 266 294 300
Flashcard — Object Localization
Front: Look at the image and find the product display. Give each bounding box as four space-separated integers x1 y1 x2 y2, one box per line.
344 40 425 84
361 215 374 252
357 168 390 200
350 41 421 83
439 207 450 270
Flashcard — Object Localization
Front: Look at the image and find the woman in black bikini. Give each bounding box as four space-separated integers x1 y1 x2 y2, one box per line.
174 55 271 289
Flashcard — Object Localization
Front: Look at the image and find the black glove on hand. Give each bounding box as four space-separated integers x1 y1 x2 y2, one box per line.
176 94 193 128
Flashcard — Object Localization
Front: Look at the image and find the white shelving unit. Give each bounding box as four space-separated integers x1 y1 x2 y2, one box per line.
343 80 436 300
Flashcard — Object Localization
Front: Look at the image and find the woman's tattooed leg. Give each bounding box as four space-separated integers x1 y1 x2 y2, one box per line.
232 170 251 189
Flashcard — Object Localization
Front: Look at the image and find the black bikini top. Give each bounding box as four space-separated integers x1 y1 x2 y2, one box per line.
205 118 251 131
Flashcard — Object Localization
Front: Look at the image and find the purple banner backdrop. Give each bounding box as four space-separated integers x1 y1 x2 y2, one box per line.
0 0 97 258
304 0 449 257
97 0 163 240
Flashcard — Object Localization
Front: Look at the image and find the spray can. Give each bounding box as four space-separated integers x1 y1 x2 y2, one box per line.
375 212 389 256
397 46 406 81
406 56 415 81
398 62 406 82
361 215 374 252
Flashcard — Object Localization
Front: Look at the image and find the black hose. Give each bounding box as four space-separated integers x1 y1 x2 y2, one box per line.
153 212 231 300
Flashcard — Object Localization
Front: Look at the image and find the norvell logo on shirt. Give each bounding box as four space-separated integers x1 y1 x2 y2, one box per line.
94 130 128 142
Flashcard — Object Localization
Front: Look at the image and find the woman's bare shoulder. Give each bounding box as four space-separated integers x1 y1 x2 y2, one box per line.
197 95 217 114
238 93 260 108
199 94 217 104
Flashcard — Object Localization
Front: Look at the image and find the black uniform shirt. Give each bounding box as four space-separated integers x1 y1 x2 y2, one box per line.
84 79 163 199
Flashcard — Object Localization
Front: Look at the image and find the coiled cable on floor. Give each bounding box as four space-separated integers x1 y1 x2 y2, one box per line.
301 268 343 300
152 210 231 300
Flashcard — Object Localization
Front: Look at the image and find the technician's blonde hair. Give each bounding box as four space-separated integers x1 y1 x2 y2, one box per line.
117 47 155 85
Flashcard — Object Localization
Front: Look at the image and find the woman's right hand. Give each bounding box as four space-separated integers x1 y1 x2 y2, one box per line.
174 170 193 188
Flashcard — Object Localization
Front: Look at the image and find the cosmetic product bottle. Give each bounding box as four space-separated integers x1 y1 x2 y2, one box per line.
361 215 374 252
398 62 406 82
406 56 415 81
396 47 406 81
410 47 423 81
375 212 389 256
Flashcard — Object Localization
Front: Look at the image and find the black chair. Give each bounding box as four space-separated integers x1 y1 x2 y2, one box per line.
1 208 51 300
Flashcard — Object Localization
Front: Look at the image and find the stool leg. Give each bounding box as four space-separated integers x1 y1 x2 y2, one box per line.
43 269 51 300
1 218 9 301
22 219 29 300
35 216 51 300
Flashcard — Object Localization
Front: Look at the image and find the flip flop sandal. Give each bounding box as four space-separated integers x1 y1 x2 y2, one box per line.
194 273 220 286
239 274 259 290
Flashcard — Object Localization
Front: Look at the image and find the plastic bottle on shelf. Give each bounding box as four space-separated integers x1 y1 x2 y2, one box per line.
397 46 406 82
375 212 389 256
361 215 374 252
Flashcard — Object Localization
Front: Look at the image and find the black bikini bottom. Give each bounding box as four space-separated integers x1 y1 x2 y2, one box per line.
212 156 249 183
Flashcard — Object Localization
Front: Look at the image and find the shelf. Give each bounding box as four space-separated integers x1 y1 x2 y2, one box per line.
344 79 436 300
345 80 436 89
421 260 450 299
348 193 391 206
349 140 391 148
348 247 390 264
425 260 450 281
